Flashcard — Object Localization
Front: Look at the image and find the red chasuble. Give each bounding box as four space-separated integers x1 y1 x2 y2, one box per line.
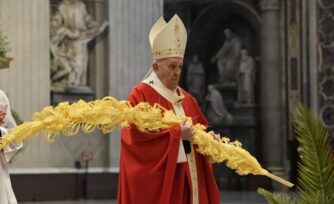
117 82 220 204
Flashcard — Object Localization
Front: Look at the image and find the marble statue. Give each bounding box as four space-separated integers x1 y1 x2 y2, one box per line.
237 49 256 104
186 55 205 105
50 17 77 86
205 84 233 125
211 28 242 83
50 0 108 91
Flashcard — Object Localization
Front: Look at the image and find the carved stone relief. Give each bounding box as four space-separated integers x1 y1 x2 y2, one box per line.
50 0 108 92
318 0 334 139
48 0 109 168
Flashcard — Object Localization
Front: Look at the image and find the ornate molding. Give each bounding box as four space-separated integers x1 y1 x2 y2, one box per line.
319 73 334 101
260 0 280 11
318 0 334 9
84 0 105 5
320 104 334 128
50 0 105 6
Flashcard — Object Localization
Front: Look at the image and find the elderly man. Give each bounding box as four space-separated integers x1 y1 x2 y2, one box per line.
0 90 22 204
117 15 220 204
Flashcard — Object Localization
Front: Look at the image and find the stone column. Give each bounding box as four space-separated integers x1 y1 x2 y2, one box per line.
308 0 318 112
0 0 51 168
260 0 284 175
108 0 162 168
87 0 109 99
0 0 50 121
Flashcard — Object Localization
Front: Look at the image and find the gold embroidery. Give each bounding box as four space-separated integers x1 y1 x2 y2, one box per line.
187 144 199 204
152 48 185 58
174 18 181 49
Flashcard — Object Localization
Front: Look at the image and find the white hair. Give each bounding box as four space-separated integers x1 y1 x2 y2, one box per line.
143 59 166 79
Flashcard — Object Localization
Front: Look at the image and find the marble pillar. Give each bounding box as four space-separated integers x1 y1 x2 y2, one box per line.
0 0 51 168
108 0 162 167
308 0 318 112
260 0 284 174
86 0 109 99
0 0 50 122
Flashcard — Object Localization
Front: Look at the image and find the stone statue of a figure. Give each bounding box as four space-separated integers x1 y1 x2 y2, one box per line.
205 84 233 125
186 55 205 105
211 28 242 83
237 49 256 104
50 0 108 91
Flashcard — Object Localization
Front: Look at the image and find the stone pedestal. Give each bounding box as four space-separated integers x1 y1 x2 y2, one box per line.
214 82 238 107
51 88 95 106
50 89 108 168
209 102 261 190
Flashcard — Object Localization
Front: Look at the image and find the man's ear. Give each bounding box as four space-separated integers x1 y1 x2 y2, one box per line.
152 63 159 73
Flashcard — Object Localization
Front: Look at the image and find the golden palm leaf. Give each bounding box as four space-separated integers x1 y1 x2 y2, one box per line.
0 96 293 187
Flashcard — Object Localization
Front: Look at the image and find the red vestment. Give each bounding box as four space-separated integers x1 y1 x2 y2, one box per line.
117 82 220 204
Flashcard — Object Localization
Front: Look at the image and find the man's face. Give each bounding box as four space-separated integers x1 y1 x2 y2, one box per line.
153 57 183 90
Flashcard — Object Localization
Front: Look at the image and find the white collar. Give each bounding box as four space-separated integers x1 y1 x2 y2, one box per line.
142 71 185 105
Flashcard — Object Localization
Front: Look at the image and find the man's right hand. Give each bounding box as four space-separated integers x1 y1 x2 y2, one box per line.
180 121 194 141
0 111 6 125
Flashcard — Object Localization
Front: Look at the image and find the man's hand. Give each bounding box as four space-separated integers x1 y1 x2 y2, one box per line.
180 121 194 141
0 111 6 125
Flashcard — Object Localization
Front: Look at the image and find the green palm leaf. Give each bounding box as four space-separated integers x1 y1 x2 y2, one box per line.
293 106 334 203
257 188 296 204
258 106 334 204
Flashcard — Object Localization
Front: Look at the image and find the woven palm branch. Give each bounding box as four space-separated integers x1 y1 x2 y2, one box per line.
0 96 293 187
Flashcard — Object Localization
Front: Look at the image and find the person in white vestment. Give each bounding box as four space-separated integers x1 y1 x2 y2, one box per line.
0 90 23 204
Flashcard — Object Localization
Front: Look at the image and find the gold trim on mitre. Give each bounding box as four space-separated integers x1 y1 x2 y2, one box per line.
150 15 187 60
